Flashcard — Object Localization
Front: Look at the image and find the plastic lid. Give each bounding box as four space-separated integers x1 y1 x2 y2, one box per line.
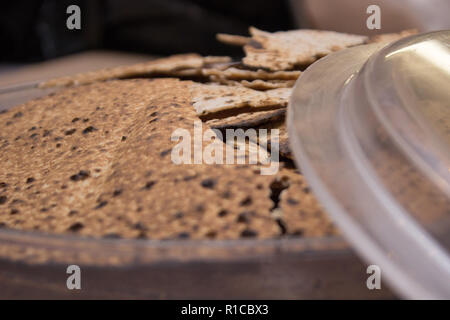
288 31 450 299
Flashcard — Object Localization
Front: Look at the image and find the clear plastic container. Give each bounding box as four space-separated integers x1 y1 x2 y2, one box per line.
288 30 450 299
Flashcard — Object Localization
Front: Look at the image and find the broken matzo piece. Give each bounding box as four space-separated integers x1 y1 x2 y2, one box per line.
207 76 295 90
202 67 301 80
260 121 291 159
190 83 291 117
243 27 367 71
39 54 231 88
205 109 286 129
240 79 296 90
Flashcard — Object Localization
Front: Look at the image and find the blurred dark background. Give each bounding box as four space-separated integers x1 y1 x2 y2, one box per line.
1 0 448 64
0 0 295 62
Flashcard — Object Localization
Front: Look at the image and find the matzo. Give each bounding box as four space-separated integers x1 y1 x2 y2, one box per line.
243 27 367 71
191 83 291 117
202 67 301 80
39 54 231 88
0 79 336 240
240 79 295 90
206 109 286 129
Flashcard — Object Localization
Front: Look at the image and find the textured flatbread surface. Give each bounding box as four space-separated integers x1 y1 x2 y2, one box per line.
202 67 301 80
239 79 296 90
191 83 291 116
278 169 339 236
39 54 231 88
206 109 285 129
203 66 300 90
243 27 367 70
253 120 291 159
0 79 336 240
2 26 371 241
207 77 295 90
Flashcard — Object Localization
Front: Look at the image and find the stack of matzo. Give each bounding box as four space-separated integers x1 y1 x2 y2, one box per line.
0 28 416 240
